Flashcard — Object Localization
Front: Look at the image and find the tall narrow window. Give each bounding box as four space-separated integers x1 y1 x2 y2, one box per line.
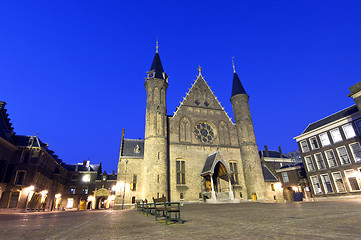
309 137 319 150
310 176 322 194
342 124 356 139
344 169 361 191
355 120 361 134
319 133 331 147
325 150 338 168
330 129 342 143
331 172 346 193
336 146 351 165
304 156 315 172
229 161 239 185
132 175 137 191
314 153 326 170
14 171 25 185
300 140 309 153
349 142 361 162
320 174 333 193
281 172 289 183
176 160 185 184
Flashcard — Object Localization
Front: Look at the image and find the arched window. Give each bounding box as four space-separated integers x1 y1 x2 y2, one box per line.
218 121 230 145
229 161 239 185
179 117 190 142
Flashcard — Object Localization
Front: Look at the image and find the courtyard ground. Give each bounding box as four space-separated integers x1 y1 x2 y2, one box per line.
1 199 361 239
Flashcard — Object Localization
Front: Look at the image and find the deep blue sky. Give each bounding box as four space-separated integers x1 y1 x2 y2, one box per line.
1 1 360 172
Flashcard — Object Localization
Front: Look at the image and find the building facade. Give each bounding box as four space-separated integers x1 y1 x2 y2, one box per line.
294 82 361 199
116 48 271 206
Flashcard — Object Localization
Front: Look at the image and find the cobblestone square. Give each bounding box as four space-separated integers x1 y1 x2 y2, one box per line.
1 199 361 240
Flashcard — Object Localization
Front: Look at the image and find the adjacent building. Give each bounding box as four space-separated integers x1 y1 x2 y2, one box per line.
294 81 361 199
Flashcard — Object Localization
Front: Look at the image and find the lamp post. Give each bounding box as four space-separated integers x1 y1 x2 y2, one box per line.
121 160 128 210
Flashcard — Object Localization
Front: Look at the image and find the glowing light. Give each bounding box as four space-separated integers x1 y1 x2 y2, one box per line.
292 186 299 192
55 194 61 199
29 185 35 191
108 195 115 201
82 174 91 182
41 190 48 195
111 185 117 192
274 183 283 190
117 181 125 191
87 196 94 202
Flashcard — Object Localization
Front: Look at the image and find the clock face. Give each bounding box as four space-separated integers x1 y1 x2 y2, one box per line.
193 122 215 144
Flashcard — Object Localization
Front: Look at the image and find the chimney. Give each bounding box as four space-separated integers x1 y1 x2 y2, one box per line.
112 170 115 175
264 145 269 157
278 146 283 158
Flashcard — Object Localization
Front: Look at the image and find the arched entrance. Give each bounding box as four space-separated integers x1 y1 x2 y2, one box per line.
94 188 114 209
201 151 234 202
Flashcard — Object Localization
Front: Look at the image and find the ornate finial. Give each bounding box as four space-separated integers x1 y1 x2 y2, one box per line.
232 57 236 73
156 38 159 53
197 65 202 76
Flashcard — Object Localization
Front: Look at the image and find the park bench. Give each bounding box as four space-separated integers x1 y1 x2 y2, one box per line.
152 196 183 224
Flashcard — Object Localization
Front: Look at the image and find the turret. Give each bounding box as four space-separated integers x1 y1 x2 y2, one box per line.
142 42 169 200
230 61 267 200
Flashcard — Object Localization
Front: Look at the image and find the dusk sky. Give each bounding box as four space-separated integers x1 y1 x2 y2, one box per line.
1 1 360 172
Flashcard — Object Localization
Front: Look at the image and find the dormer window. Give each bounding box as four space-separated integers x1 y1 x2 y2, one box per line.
147 71 155 79
134 145 140 153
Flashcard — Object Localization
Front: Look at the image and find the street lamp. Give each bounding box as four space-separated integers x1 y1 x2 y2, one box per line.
121 160 128 210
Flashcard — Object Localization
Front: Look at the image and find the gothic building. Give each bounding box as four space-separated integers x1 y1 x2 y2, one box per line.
116 47 271 206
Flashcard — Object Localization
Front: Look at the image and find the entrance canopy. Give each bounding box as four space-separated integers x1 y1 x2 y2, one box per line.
201 151 231 181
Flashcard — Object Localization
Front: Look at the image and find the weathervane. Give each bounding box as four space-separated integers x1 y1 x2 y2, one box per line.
156 38 159 53
232 57 236 73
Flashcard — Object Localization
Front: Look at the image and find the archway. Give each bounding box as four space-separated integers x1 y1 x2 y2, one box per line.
200 151 234 202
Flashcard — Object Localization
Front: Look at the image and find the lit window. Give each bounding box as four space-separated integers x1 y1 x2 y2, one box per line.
66 198 74 208
336 146 351 165
300 140 309 153
330 129 342 143
310 176 322 194
355 120 361 134
314 153 326 170
342 124 356 139
304 156 315 172
176 160 185 185
70 188 75 194
331 172 346 193
281 172 289 183
344 169 361 191
309 137 319 150
325 150 337 168
14 171 25 185
82 188 88 194
349 142 361 162
82 174 91 182
320 174 333 193
319 133 331 147
229 161 239 185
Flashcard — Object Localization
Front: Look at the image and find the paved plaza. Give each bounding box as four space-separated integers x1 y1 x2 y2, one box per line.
1 199 361 239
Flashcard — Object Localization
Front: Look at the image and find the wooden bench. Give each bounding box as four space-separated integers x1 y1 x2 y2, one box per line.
152 196 183 224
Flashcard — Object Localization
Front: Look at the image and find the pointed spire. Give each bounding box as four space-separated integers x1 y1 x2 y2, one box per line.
156 38 159 53
149 40 165 79
197 65 202 77
231 59 247 97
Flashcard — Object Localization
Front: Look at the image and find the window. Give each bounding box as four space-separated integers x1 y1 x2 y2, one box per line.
14 171 25 185
66 198 74 208
176 160 185 184
349 142 361 162
300 140 309 153
180 193 184 199
229 161 239 185
304 156 315 172
71 175 78 181
330 129 342 143
342 124 356 139
82 188 88 194
336 146 351 165
331 172 346 193
70 188 76 194
281 172 289 183
319 133 331 147
314 153 326 170
310 176 322 194
325 150 338 168
320 174 333 193
132 174 137 191
344 169 361 191
309 137 319 150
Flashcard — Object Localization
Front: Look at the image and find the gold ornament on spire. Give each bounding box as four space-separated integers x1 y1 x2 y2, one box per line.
232 57 236 73
156 38 159 53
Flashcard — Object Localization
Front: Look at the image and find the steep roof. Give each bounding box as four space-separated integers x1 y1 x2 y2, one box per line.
261 165 278 182
121 138 144 157
302 105 358 134
231 72 247 97
259 150 288 158
149 52 165 79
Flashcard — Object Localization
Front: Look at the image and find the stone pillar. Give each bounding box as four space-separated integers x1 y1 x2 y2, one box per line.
210 174 216 201
228 176 234 200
